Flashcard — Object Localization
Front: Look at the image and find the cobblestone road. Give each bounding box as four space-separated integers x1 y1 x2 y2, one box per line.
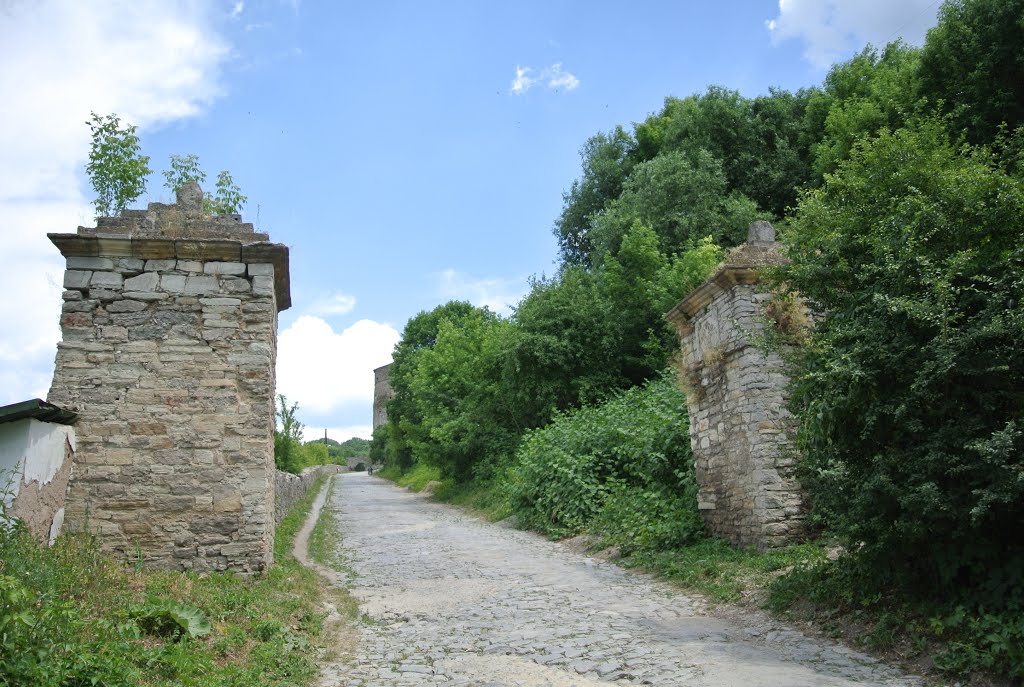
319 473 921 687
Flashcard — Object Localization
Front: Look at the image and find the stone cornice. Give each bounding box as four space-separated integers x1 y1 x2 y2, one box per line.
48 233 291 311
665 243 787 337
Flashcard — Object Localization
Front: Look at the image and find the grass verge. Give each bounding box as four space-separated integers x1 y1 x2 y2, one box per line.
0 479 329 687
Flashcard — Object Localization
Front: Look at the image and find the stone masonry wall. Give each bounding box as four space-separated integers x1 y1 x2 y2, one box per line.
274 464 345 526
47 184 290 573
666 222 804 550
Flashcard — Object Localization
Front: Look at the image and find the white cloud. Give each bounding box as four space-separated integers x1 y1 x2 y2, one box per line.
545 63 580 91
510 63 579 95
0 0 230 406
303 425 374 443
437 269 527 315
305 292 357 317
277 316 400 415
511 66 535 95
766 0 942 69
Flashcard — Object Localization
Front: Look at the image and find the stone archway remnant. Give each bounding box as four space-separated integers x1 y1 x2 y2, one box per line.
665 221 804 550
47 183 290 573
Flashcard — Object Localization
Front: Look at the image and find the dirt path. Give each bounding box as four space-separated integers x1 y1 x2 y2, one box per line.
315 473 923 687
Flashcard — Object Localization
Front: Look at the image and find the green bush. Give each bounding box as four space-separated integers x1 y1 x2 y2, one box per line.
782 120 1024 606
507 372 702 548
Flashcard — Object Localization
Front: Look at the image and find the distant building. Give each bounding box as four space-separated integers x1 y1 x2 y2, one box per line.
373 363 393 430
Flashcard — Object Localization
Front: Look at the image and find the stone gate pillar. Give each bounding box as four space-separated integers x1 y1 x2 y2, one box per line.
665 221 804 550
47 183 290 572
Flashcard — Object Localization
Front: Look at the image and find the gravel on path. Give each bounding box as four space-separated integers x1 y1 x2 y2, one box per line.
317 473 923 687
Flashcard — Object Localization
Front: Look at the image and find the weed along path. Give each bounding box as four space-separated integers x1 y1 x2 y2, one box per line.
317 473 920 687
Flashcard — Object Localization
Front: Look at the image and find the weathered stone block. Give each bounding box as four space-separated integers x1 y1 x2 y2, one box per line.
124 272 159 292
124 291 169 301
160 273 187 293
204 261 246 276
115 258 145 273
67 257 114 270
64 270 92 289
176 260 203 272
90 271 123 288
144 259 177 272
251 276 274 296
107 300 148 313
247 263 274 276
184 275 218 295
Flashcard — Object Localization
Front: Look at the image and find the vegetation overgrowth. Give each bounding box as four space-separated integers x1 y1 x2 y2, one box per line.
374 0 1024 682
0 478 331 686
274 394 370 473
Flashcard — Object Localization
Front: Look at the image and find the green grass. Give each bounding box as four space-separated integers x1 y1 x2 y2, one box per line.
386 463 442 492
429 479 513 522
617 538 828 603
0 479 332 687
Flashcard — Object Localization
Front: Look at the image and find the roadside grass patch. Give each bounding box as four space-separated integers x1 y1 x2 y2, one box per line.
615 538 827 603
388 463 442 492
429 478 512 522
0 480 329 687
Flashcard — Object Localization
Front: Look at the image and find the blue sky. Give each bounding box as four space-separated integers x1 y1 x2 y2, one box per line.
0 0 942 440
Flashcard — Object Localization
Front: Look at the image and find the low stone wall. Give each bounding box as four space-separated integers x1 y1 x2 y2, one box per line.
274 465 346 525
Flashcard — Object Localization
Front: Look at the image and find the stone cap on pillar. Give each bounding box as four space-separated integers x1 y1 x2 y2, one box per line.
78 181 267 242
665 221 787 336
48 185 291 310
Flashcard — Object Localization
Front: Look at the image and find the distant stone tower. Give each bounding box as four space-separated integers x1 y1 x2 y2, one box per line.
666 221 804 550
372 363 393 430
47 183 290 572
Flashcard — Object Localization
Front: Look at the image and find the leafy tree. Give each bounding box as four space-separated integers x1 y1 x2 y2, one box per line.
274 394 305 474
162 153 206 193
385 301 482 470
811 42 922 179
161 155 247 215
85 112 151 216
919 0 1024 144
407 310 517 480
210 169 247 215
555 127 637 265
781 120 1024 604
590 149 759 259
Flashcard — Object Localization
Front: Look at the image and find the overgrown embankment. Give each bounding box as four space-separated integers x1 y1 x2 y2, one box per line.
374 1 1024 683
0 477 333 687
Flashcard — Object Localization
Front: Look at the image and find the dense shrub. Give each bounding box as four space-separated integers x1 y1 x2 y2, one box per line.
507 372 703 549
781 120 1024 608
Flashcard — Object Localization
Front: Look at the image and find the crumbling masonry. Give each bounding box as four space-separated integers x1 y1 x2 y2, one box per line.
47 183 290 572
666 221 804 550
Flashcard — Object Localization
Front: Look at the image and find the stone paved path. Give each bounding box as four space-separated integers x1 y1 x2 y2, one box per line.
318 473 922 687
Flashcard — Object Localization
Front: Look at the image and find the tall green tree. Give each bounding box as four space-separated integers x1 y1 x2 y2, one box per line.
274 394 305 474
590 149 759 259
919 0 1024 145
810 42 922 179
85 112 151 216
385 301 482 470
555 127 637 265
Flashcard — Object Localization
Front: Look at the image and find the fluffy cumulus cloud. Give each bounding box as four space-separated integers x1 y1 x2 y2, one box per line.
0 0 229 405
276 316 400 416
766 0 942 68
510 63 580 95
437 269 527 315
